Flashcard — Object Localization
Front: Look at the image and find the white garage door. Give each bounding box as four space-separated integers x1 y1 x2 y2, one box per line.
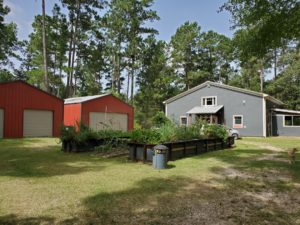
23 110 53 137
0 109 3 138
89 112 128 131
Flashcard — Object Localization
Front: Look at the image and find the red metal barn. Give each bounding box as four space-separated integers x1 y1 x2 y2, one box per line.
64 94 134 131
0 81 64 138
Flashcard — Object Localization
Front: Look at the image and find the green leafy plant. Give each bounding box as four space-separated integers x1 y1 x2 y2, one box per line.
130 129 161 144
203 124 228 141
60 125 76 142
152 111 172 127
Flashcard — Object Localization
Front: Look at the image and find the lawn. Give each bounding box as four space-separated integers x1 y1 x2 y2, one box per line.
0 137 300 225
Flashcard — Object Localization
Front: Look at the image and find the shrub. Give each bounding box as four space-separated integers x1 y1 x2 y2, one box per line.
130 129 161 144
60 125 76 142
158 123 177 143
152 111 171 127
203 124 228 141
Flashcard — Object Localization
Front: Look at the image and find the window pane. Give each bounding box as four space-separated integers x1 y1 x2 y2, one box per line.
181 117 187 125
285 116 292 126
206 98 213 105
234 116 242 125
293 116 300 126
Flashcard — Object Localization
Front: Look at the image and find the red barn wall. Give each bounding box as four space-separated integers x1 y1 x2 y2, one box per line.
0 81 64 138
81 95 134 131
64 104 81 127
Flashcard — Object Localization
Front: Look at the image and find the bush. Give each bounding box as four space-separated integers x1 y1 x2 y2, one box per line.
60 125 76 142
203 124 228 141
152 111 171 127
128 120 231 144
158 123 177 143
130 129 161 144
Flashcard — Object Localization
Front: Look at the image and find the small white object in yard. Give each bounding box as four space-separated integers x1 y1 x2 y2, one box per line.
288 148 297 164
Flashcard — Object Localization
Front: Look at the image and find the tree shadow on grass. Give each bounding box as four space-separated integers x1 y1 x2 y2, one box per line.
81 173 299 225
0 139 127 178
0 214 55 225
204 146 300 183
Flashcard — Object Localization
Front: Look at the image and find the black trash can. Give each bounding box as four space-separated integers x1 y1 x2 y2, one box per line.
153 145 168 169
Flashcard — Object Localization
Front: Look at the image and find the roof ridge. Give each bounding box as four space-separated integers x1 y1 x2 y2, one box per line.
64 93 111 104
163 81 283 105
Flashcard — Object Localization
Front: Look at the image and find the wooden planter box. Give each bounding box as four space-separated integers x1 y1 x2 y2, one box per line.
128 136 235 162
61 138 123 152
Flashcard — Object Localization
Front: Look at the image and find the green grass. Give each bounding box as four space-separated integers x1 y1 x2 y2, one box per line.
0 137 299 224
242 136 300 149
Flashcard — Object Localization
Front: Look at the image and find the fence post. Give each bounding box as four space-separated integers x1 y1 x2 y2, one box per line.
143 145 147 162
169 143 172 161
133 145 137 161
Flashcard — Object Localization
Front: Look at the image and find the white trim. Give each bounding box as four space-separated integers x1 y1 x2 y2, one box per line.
165 104 168 117
180 116 187 126
273 108 300 115
262 97 266 137
201 96 217 106
232 115 243 128
283 115 300 127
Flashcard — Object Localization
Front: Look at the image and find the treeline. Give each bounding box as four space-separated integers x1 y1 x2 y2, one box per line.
0 0 299 128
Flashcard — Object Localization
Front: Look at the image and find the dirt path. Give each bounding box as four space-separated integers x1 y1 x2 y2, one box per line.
239 140 289 163
240 140 286 152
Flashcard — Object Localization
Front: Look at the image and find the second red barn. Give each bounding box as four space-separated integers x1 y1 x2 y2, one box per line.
64 94 134 131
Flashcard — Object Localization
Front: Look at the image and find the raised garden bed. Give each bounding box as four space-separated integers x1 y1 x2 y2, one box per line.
61 137 129 152
128 136 235 162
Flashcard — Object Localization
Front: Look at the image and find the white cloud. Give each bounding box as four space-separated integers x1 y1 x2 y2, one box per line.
4 0 33 40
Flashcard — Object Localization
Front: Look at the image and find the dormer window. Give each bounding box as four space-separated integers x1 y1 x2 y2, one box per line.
202 96 217 106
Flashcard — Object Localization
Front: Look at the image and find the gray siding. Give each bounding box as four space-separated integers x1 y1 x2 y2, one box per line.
273 115 300 136
166 85 264 136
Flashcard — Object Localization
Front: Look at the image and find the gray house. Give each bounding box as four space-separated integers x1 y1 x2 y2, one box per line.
163 81 300 137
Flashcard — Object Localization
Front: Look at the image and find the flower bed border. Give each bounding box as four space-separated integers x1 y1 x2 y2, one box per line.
128 136 235 162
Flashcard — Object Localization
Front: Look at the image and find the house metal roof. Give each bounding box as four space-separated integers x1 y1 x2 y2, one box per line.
273 108 300 115
186 105 224 114
163 81 284 105
64 94 110 104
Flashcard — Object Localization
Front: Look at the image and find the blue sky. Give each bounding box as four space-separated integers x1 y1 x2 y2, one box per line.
4 0 233 41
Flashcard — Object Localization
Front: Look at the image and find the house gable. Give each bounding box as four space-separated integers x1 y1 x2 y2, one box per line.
165 83 265 137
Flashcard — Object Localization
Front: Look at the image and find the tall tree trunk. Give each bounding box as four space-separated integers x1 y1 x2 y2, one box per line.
126 71 130 102
260 61 264 93
111 54 116 92
66 15 74 96
274 48 277 78
69 0 81 97
116 54 121 93
42 0 49 92
130 56 135 105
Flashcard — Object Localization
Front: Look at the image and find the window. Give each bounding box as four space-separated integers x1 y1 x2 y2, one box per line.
284 115 300 127
233 115 243 128
202 96 217 106
180 116 187 126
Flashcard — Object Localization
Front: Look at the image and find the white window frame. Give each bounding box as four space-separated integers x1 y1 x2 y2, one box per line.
180 116 188 126
201 96 217 106
283 115 300 127
233 115 243 128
